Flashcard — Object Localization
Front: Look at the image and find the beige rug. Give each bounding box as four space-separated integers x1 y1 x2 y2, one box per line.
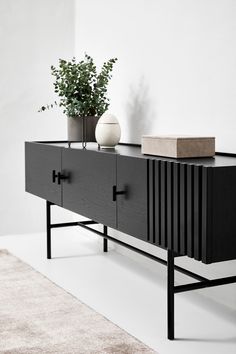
0 250 157 354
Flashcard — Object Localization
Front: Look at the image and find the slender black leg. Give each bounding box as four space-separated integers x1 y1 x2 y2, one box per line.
46 201 51 259
167 249 175 340
103 225 108 252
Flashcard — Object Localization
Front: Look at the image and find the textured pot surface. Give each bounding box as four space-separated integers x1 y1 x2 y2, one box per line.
67 116 99 142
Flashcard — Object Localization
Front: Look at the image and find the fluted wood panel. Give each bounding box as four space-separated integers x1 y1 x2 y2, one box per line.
173 163 179 253
186 165 194 257
180 163 187 255
155 160 161 245
167 162 173 250
152 160 207 261
160 161 167 248
193 165 202 260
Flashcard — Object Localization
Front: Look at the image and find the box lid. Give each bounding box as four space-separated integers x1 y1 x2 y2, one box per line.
142 135 215 141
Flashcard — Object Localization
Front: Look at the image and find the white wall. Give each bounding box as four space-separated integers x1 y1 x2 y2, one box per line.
75 0 236 309
76 0 236 151
0 0 75 235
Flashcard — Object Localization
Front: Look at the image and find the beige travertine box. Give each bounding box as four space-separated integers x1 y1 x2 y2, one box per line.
141 135 215 158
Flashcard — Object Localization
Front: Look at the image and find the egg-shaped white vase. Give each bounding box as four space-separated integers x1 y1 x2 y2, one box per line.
95 113 121 148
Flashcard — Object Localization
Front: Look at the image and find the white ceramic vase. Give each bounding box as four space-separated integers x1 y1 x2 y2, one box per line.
95 113 121 148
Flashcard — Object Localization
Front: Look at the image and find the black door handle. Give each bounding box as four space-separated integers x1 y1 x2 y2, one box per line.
112 185 126 201
57 172 70 185
52 170 70 185
52 170 58 183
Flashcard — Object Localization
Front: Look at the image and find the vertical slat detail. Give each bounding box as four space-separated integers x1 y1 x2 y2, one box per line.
187 164 194 257
202 167 208 262
152 160 156 244
154 159 204 260
180 164 187 255
147 160 150 242
202 167 213 263
148 160 154 243
173 163 180 253
193 165 202 260
155 160 161 245
160 161 167 248
167 162 173 249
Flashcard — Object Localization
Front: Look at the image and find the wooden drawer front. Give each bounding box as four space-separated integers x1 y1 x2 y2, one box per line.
116 156 149 241
153 160 207 261
62 149 116 228
25 142 62 205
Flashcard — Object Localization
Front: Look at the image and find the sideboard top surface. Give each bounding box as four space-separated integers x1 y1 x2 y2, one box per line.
29 141 236 167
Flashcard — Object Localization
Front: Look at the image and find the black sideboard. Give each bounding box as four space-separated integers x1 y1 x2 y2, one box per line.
25 141 236 340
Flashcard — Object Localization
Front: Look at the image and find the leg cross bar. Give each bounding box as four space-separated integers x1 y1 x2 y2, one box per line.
46 201 236 340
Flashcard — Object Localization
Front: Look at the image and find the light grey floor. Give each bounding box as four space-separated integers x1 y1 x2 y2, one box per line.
0 228 235 354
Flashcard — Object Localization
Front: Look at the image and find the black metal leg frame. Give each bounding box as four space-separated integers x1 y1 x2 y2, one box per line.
46 201 236 340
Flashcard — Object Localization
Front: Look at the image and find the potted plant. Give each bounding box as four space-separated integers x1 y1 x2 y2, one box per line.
40 54 117 142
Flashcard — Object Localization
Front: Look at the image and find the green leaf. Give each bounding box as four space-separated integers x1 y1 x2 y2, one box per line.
40 54 117 116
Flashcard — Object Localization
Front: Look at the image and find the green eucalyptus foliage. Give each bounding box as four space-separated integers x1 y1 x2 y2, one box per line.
40 54 117 117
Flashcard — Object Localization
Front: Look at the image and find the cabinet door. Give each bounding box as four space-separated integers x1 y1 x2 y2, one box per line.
204 166 236 264
62 148 116 228
116 156 149 241
25 142 62 205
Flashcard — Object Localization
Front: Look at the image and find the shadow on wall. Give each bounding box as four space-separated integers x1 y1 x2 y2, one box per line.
125 77 157 144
